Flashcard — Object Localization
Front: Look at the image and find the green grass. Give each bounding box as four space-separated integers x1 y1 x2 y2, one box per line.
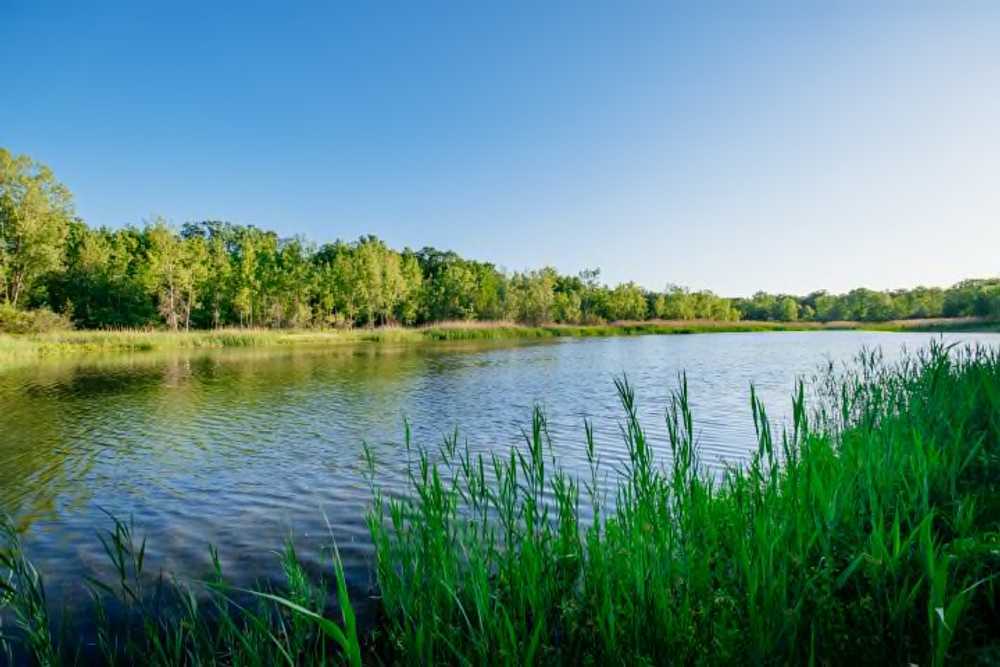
2 316 997 368
364 342 1000 665
2 342 1000 664
1 514 362 667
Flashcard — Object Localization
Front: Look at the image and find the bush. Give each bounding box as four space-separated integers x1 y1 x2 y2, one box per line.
0 304 73 334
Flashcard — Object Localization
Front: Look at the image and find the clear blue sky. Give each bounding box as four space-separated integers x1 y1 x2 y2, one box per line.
2 2 998 296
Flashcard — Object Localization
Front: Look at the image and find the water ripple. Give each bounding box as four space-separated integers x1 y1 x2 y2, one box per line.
1 331 999 612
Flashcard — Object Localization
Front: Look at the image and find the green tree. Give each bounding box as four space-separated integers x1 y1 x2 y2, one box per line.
605 282 647 321
814 293 842 321
396 252 424 325
274 237 314 327
203 234 234 327
506 269 557 324
654 285 696 320
0 148 74 307
776 296 799 321
144 220 189 330
432 262 478 321
48 222 154 327
353 236 406 327
553 291 582 323
181 235 210 330
313 241 359 327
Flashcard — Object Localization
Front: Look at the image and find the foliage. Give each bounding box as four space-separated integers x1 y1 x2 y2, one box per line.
2 148 1000 331
654 285 740 321
0 303 71 334
0 148 74 308
733 283 1000 323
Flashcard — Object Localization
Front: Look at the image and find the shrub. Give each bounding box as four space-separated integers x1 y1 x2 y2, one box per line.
0 304 73 334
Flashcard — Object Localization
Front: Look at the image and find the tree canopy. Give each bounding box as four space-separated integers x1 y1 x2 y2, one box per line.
3 148 999 330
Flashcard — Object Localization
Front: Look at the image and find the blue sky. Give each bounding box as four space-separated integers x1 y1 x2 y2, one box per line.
2 2 998 296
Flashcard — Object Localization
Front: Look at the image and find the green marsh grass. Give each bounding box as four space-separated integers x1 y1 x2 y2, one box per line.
365 341 1000 665
3 317 997 368
2 342 999 664
1 514 362 666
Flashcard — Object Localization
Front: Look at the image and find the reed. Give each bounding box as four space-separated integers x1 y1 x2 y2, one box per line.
1 514 362 666
2 342 998 664
2 318 997 368
364 341 1000 665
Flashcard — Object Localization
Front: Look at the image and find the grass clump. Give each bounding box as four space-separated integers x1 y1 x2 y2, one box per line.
2 342 999 664
366 342 1000 665
1 514 362 666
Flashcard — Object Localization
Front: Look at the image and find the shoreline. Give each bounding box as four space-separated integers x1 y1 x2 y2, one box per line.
1 317 997 367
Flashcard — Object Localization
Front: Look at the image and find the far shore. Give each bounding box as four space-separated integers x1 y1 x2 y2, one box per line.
1 317 997 367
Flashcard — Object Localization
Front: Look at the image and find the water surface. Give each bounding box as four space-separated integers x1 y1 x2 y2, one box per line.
2 330 999 614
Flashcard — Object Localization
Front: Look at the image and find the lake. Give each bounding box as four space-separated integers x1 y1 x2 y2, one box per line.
2 330 999 618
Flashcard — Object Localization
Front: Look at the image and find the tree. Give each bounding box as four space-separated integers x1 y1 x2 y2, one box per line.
814 294 842 321
47 222 154 328
396 252 423 325
430 261 478 321
506 269 557 325
605 282 648 321
228 226 278 327
144 220 189 330
654 285 695 320
577 268 606 323
470 262 505 321
274 237 314 327
0 148 74 307
777 296 799 322
353 236 407 327
553 291 582 323
181 235 210 330
313 241 359 327
202 234 234 328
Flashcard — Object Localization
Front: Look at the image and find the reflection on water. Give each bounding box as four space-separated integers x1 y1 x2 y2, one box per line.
2 331 999 612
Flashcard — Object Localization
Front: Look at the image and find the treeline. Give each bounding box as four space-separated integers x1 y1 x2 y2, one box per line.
2 147 999 331
733 281 1000 323
41 221 672 330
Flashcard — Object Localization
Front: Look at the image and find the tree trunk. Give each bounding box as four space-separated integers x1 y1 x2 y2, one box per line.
9 273 23 308
168 284 178 331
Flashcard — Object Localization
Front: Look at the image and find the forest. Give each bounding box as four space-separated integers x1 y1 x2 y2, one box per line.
3 147 999 333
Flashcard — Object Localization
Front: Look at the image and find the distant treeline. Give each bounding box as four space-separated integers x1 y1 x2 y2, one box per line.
2 147 999 331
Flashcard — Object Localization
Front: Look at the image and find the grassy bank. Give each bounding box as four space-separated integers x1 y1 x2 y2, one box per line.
2 317 997 367
2 342 999 664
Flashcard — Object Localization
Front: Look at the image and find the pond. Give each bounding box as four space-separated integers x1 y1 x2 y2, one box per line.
2 330 999 617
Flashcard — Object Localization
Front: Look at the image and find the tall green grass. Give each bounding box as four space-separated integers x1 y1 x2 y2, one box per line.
2 342 998 664
1 515 361 666
365 342 1000 665
3 317 996 368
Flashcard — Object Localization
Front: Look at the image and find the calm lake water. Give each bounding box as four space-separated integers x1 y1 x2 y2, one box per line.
2 330 1000 617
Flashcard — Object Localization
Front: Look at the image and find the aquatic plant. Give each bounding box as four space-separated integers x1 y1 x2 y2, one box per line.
364 342 1000 664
